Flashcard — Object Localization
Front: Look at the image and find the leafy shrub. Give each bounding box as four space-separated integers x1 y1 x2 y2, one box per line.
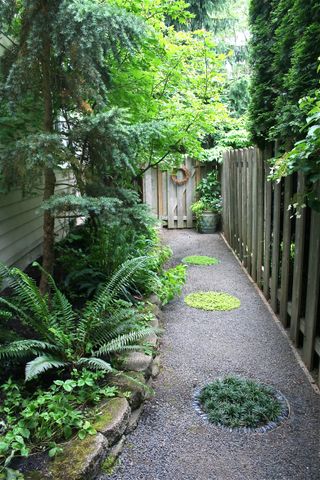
55 224 170 301
270 87 320 211
158 265 187 305
0 370 117 470
192 171 222 215
0 258 155 381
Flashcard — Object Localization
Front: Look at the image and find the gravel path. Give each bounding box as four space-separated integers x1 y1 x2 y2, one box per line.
109 230 320 480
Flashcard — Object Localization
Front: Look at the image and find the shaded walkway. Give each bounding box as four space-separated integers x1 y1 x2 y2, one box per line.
109 230 320 480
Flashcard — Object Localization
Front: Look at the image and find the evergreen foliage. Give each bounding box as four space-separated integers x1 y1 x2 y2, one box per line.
0 0 150 288
249 0 320 147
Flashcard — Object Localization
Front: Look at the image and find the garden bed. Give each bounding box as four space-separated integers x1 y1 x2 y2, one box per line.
15 296 163 480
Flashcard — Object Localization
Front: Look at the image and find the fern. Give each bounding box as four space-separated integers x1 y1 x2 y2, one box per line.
0 340 58 359
77 357 113 372
95 327 155 356
0 261 156 380
25 355 67 381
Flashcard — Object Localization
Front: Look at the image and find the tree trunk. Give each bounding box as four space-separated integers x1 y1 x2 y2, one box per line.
39 2 56 294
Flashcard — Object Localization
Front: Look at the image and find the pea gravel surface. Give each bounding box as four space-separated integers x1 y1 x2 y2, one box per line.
106 230 320 480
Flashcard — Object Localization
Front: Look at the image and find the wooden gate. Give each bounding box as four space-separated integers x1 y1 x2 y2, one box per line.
143 157 201 229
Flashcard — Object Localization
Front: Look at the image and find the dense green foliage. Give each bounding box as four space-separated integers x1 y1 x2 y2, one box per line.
271 87 320 211
249 0 320 147
0 370 117 468
0 223 185 473
199 376 282 428
191 170 222 224
158 265 187 305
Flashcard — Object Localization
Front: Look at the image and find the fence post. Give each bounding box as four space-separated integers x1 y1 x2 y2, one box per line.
303 183 320 369
256 150 265 288
270 181 281 312
246 148 253 274
279 176 293 326
290 175 307 344
263 163 272 299
251 149 258 281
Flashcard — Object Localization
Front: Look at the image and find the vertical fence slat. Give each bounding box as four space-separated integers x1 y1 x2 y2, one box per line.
263 164 272 299
280 175 293 327
256 151 264 288
237 150 242 260
243 150 249 268
177 182 184 229
144 167 153 210
251 150 258 281
270 182 281 312
241 150 246 266
229 151 235 249
167 173 175 229
303 184 320 369
186 157 194 228
247 149 253 274
290 174 306 344
157 168 163 219
226 153 232 244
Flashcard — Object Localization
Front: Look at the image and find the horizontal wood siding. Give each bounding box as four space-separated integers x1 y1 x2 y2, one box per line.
0 172 72 270
223 148 320 385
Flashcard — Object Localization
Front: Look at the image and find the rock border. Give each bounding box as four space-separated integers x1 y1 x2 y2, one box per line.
24 294 163 480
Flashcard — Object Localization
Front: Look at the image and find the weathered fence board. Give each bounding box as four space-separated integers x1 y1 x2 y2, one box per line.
263 163 272 299
270 182 281 312
223 147 320 385
303 185 320 370
280 176 293 327
290 173 307 345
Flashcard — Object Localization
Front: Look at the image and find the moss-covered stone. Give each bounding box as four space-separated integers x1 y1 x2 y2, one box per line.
24 472 46 480
185 291 241 311
49 433 108 480
94 398 130 445
182 255 219 266
107 372 147 410
101 456 119 476
121 351 153 376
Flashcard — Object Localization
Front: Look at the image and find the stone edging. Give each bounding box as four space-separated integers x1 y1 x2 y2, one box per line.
24 294 163 480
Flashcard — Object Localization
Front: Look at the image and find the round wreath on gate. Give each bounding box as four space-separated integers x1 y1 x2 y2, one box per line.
171 165 191 186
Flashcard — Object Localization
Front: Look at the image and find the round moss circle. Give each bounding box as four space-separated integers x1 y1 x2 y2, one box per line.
184 291 240 311
195 377 289 431
182 255 219 266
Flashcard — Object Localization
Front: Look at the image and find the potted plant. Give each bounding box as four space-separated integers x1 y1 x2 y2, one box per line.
191 171 222 233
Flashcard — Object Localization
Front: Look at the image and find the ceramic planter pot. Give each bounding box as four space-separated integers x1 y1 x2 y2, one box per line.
197 211 220 234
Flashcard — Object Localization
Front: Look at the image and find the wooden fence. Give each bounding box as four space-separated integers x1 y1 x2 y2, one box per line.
222 147 320 385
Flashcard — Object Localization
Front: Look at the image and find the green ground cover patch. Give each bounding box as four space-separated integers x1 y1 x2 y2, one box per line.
182 255 219 266
184 292 240 311
199 377 282 429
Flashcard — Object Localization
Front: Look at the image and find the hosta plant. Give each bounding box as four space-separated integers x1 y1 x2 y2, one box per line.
0 257 155 381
